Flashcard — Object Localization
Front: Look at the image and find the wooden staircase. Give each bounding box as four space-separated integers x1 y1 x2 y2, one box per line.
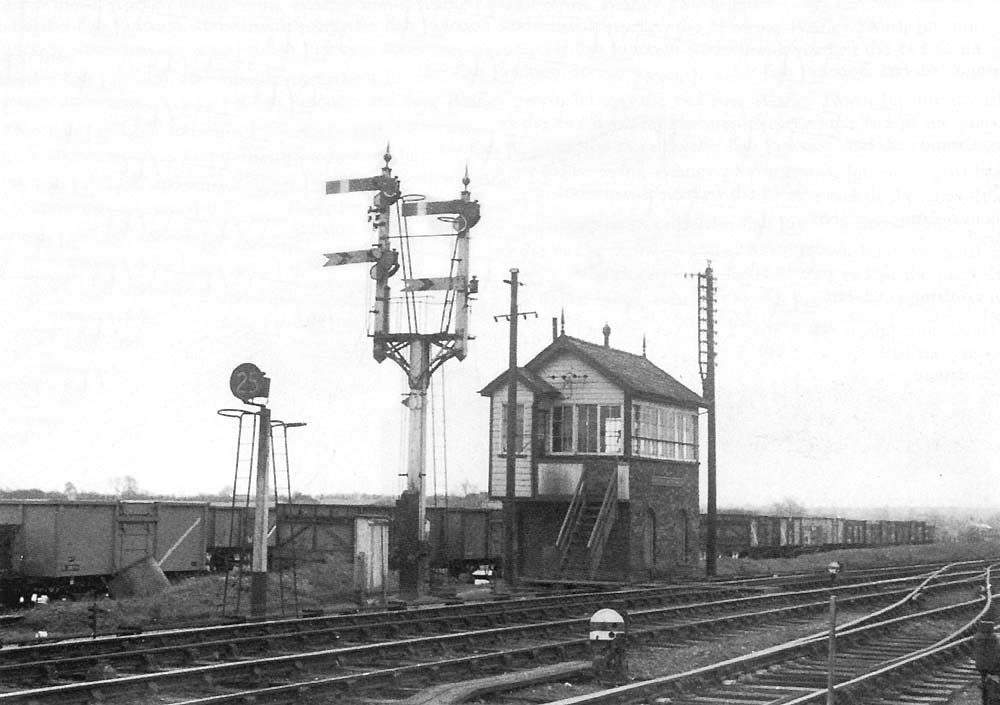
555 469 619 579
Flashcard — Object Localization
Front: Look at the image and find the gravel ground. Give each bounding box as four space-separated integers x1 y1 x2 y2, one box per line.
0 572 378 644
469 608 872 703
949 681 984 705
0 573 495 644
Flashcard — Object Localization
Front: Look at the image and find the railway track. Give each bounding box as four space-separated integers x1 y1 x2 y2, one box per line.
524 563 997 705
0 563 984 704
0 562 963 665
0 560 951 660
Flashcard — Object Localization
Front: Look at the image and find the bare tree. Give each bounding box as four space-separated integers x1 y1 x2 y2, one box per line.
113 475 141 499
770 497 807 517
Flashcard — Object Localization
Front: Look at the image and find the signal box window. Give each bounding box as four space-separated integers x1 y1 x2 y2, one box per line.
551 405 573 452
600 405 622 453
549 403 622 454
577 405 599 452
500 403 525 454
632 404 697 461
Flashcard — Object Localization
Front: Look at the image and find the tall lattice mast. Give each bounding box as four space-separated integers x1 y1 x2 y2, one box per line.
697 262 718 577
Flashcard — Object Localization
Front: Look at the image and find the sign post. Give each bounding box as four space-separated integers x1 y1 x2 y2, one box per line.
229 362 271 617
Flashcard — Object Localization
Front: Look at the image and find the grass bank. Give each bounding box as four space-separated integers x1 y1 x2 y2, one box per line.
709 541 1000 577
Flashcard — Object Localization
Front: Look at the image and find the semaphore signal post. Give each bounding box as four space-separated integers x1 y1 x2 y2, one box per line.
324 146 481 597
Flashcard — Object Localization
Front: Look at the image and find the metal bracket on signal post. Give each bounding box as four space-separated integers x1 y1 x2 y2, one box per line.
324 148 402 361
400 195 481 359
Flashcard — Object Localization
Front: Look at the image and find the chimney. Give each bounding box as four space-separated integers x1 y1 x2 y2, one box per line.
602 322 611 347
552 317 558 342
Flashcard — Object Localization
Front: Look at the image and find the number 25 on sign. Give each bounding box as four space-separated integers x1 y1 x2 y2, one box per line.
230 363 270 402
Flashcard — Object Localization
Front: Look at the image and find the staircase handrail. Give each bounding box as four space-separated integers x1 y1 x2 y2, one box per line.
587 472 619 577
556 472 587 553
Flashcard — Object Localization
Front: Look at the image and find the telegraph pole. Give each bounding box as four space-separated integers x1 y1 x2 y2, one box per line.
697 263 718 577
324 149 480 598
494 269 535 589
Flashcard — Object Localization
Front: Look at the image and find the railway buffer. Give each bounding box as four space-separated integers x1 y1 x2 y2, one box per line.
590 607 628 685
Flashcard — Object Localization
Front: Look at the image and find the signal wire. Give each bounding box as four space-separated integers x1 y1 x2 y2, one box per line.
438 232 461 333
395 201 419 334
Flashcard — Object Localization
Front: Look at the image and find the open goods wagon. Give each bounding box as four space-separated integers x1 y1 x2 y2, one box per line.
425 506 503 575
0 499 505 605
0 500 210 604
205 503 502 579
703 513 934 559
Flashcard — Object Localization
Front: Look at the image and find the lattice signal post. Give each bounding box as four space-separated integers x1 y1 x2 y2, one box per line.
323 147 481 597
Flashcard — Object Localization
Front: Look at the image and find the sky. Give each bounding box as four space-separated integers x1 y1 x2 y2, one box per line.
2 2 999 510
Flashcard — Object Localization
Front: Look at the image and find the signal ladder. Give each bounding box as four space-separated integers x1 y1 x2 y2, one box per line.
220 411 299 617
269 420 300 616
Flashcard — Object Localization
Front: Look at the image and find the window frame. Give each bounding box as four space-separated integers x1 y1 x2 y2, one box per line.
550 404 574 453
499 402 526 455
547 402 623 455
600 404 623 453
631 402 698 462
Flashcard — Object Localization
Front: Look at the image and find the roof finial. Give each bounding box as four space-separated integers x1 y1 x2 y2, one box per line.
384 141 392 166
642 334 647 358
560 308 565 336
461 163 471 201
602 322 611 347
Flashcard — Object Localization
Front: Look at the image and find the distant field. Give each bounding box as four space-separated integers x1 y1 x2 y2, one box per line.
710 540 1000 577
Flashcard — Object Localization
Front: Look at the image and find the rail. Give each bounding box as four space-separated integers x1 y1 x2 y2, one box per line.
540 561 988 705
0 568 983 704
777 564 996 704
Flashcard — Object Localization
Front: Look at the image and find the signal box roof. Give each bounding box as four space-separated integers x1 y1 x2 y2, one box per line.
479 367 561 398
480 334 705 409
